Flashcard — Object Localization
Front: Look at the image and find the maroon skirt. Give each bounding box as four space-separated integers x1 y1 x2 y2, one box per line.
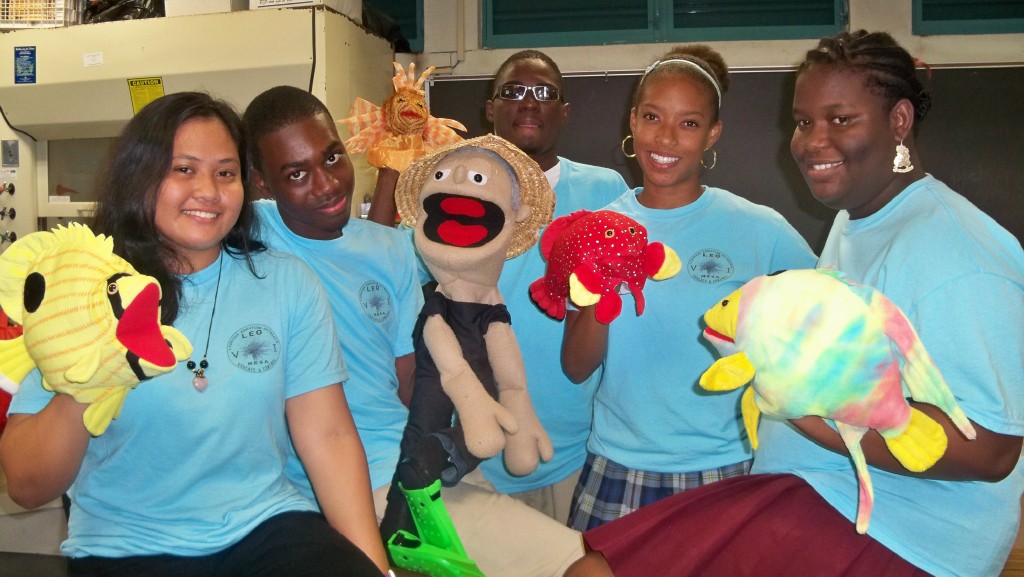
583 474 930 577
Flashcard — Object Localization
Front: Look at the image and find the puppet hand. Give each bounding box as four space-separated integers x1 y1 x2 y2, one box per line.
498 388 554 476
446 370 518 460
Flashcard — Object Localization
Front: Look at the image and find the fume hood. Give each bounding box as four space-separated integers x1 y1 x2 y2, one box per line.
0 6 393 234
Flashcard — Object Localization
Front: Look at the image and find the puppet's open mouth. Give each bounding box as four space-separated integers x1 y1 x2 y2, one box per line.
422 193 505 248
703 327 734 344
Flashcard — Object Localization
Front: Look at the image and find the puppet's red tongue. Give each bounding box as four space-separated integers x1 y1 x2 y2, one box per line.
437 220 488 247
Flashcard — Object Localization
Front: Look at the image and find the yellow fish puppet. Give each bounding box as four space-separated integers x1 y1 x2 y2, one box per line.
0 223 191 436
699 268 977 534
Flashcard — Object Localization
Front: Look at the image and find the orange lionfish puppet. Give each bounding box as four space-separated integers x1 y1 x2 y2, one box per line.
340 62 467 173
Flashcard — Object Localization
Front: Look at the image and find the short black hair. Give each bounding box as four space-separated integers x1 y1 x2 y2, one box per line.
491 50 564 97
243 85 333 173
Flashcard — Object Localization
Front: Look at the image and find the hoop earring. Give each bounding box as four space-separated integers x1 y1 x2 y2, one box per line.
701 148 717 170
892 139 913 173
621 135 636 158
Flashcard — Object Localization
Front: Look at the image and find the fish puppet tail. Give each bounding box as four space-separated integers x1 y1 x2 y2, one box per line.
0 336 34 394
836 422 875 534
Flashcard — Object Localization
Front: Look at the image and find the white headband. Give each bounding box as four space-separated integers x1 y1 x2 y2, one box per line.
642 58 722 106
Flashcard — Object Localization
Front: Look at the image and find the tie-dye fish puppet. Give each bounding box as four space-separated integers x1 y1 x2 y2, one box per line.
340 62 466 173
698 268 976 533
0 223 191 436
529 209 681 324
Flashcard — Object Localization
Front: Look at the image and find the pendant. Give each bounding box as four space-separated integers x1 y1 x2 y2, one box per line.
188 358 209 392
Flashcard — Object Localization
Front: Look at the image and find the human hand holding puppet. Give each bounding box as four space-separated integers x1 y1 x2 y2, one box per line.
380 135 555 542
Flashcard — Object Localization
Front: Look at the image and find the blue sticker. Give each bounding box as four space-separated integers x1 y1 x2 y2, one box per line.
14 46 36 85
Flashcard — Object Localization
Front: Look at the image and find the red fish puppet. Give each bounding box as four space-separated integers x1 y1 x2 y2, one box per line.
529 210 681 324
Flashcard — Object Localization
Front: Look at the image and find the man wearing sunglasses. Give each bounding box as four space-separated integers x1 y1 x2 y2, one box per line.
477 51 627 526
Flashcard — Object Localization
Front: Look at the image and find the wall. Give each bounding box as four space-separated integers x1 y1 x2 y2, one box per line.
406 0 1024 251
411 0 1024 75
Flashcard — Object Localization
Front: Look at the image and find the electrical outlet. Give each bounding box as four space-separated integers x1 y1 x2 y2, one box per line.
1 141 18 167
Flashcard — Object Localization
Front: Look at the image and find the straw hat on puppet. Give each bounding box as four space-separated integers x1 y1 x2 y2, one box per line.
395 134 556 259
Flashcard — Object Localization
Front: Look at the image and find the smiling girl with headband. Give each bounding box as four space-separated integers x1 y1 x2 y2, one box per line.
561 44 816 531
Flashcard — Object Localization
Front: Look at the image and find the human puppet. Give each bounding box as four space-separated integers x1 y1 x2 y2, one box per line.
380 134 556 539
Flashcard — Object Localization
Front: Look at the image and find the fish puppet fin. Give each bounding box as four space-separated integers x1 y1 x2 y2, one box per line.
528 277 567 321
876 292 977 441
740 386 762 450
883 407 948 473
0 229 60 323
539 210 589 261
0 336 33 394
568 267 602 308
570 264 623 324
82 387 131 437
835 421 874 534
64 346 103 385
645 242 682 281
699 352 756 392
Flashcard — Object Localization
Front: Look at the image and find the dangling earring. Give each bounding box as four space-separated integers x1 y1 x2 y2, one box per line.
701 148 717 170
893 139 913 173
621 135 636 158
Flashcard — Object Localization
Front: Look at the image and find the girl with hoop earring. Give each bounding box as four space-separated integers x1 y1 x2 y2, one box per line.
562 44 817 532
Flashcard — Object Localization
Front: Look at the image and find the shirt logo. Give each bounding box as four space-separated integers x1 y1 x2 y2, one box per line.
359 280 392 323
227 324 281 374
688 249 734 284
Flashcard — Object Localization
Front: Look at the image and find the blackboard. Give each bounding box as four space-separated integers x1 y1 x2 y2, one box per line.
427 66 1024 252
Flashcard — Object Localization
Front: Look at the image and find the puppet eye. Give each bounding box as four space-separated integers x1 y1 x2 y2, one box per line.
107 282 119 296
604 229 615 238
433 168 452 181
721 299 729 307
468 171 488 185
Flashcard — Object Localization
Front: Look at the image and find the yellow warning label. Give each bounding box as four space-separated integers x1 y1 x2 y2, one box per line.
127 77 165 114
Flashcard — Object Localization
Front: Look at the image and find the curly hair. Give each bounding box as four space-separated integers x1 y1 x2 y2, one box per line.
799 30 932 122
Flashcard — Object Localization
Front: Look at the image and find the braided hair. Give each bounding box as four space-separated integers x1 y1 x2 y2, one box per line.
800 30 932 122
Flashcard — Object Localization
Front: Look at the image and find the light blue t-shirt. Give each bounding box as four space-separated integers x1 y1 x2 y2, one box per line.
589 186 817 473
479 158 628 493
9 250 347 558
255 200 423 491
753 175 1024 577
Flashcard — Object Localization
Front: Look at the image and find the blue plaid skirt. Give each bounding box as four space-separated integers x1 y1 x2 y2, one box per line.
568 452 752 531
